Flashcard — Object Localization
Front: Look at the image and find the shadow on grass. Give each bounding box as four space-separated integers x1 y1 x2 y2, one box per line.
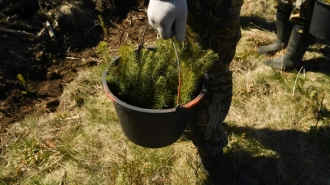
222 122 330 185
304 57 330 74
304 38 330 74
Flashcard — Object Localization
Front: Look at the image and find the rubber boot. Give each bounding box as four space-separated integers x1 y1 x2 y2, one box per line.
265 24 314 71
257 10 293 55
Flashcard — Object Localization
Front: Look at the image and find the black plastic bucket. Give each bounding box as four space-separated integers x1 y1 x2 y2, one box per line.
102 57 209 148
310 0 330 41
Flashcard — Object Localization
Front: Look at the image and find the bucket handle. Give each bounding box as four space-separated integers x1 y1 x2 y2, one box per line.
138 25 182 106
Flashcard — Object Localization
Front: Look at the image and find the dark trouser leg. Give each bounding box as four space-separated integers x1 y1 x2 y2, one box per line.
186 2 258 184
189 61 233 179
185 1 239 179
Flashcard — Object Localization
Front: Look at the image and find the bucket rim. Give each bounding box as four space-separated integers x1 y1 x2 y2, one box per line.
317 0 330 6
102 57 209 113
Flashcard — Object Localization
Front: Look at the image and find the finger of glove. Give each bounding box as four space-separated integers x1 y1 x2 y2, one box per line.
159 24 174 40
174 16 187 41
148 18 175 40
173 1 187 41
148 2 173 39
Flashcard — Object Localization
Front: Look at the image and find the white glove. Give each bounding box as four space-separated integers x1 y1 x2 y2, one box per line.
147 0 187 41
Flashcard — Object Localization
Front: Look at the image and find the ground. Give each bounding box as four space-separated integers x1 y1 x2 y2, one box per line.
1 1 330 184
0 0 154 135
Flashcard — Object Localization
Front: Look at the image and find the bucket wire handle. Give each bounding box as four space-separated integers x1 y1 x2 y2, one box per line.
138 25 149 51
171 37 181 106
139 25 181 106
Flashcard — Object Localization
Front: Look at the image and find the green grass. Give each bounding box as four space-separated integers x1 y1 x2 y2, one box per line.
1 1 330 185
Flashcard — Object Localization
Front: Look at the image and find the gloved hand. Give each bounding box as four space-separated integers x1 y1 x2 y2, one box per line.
147 0 187 41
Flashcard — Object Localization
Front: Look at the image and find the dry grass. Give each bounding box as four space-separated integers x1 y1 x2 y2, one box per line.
1 0 330 185
227 3 330 184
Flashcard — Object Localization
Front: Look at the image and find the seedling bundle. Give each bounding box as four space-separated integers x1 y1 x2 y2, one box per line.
104 39 218 109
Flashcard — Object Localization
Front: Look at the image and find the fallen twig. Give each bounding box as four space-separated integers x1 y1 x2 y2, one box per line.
0 25 37 38
0 20 34 30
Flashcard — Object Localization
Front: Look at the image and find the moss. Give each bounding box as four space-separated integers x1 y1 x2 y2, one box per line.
17 74 30 94
104 39 218 109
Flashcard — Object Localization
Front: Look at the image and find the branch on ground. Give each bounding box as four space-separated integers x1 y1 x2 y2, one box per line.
0 25 40 38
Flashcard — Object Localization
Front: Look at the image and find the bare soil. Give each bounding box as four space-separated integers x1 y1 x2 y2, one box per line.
0 0 154 135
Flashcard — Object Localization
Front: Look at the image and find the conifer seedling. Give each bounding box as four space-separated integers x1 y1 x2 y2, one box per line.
104 39 218 109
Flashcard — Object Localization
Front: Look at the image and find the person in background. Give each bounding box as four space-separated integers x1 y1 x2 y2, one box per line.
257 0 316 71
147 0 258 184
